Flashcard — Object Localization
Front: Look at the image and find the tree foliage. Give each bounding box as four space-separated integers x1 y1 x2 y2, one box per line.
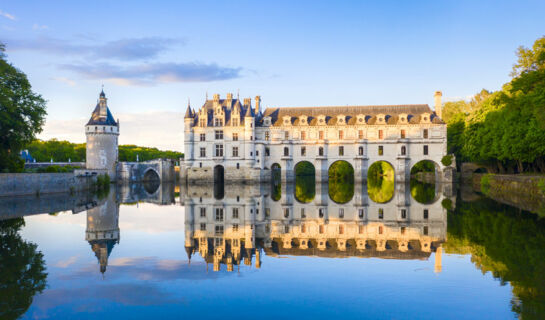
26 139 183 162
444 36 545 173
0 44 47 172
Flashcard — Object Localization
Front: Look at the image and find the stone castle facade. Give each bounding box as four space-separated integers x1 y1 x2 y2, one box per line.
181 92 450 183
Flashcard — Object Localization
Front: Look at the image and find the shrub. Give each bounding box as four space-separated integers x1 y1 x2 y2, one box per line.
441 198 453 211
441 154 453 167
480 173 493 195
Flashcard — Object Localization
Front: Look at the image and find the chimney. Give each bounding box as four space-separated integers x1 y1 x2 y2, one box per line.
243 98 251 107
226 93 233 104
255 96 261 114
213 93 220 102
434 91 442 119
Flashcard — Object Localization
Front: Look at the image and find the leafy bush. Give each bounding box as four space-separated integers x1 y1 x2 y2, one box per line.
441 155 453 166
480 174 493 195
441 198 453 211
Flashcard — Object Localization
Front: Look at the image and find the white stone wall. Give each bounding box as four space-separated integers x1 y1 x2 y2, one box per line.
86 125 119 179
183 118 449 182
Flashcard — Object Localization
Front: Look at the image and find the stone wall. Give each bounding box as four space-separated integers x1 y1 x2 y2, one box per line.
0 173 97 197
472 173 545 214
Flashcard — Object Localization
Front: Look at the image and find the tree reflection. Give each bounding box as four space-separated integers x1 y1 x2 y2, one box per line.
367 161 394 203
445 198 545 319
271 164 281 201
410 179 436 204
0 218 47 319
294 161 315 203
328 161 354 203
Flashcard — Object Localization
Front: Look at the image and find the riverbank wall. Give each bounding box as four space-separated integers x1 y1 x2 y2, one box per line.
0 173 97 197
472 173 545 214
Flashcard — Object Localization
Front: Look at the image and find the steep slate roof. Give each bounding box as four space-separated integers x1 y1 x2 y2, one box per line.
86 103 118 126
196 98 255 126
262 104 443 126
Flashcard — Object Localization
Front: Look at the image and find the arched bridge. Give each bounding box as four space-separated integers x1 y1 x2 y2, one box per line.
117 159 176 183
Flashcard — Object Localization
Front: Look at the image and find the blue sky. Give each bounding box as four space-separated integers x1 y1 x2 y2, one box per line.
1 0 544 151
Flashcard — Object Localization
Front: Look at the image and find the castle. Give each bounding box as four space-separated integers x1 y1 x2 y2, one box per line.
181 92 451 183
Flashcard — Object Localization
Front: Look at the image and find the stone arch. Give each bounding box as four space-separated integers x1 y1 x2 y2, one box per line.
294 161 316 203
213 165 224 184
367 161 395 204
410 160 441 183
328 160 354 204
143 168 160 182
271 163 281 201
461 162 489 181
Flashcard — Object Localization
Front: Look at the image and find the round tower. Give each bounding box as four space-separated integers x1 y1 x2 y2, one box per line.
85 90 119 179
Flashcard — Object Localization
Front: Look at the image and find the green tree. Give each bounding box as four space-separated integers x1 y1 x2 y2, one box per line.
0 44 47 172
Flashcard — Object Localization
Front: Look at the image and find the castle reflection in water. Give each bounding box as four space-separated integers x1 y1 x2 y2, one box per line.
4 179 451 275
181 181 453 273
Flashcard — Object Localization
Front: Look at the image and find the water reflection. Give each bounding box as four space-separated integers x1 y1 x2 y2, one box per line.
410 180 439 204
367 161 395 203
181 181 449 272
328 161 354 203
294 161 316 203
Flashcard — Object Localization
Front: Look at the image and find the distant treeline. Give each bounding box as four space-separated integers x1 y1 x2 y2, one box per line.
443 36 545 173
26 139 183 162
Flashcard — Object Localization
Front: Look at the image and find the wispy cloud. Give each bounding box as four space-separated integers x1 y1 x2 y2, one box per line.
51 76 76 86
60 61 243 85
0 10 15 21
6 36 184 61
33 23 48 30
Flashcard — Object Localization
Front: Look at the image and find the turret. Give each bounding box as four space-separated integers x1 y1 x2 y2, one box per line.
85 89 119 180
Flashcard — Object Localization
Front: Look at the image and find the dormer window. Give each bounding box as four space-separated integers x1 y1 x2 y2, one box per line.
299 116 308 125
214 118 223 127
399 113 408 124
282 116 292 126
421 113 431 123
337 115 345 124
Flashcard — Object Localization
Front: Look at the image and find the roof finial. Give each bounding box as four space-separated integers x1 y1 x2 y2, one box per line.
237 89 239 100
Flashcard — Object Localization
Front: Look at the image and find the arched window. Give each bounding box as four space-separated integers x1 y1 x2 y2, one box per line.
318 147 324 156
401 146 406 155
358 146 364 156
284 147 289 156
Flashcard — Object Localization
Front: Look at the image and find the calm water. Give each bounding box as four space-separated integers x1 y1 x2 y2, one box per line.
1 180 544 319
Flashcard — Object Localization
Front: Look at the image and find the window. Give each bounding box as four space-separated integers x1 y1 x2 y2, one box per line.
232 239 239 247
401 130 406 139
401 227 406 235
319 225 324 234
265 208 270 218
200 133 206 141
232 147 239 157
200 147 206 158
379 226 383 234
256 150 259 156
232 208 239 219
423 145 429 155
285 131 289 140
215 144 224 157
378 130 384 139
319 208 325 218
301 131 306 140
378 208 384 219
318 147 324 156
423 129 428 139
356 130 363 140
232 118 239 126
301 224 306 233
236 163 240 169
284 147 289 156
265 148 270 156
319 131 324 140
401 209 407 219
338 130 344 140
284 208 290 218
200 223 206 231
359 225 364 234
378 146 384 156
200 207 206 217
423 226 429 235
214 237 223 246
301 208 306 218
265 132 270 141
358 146 364 156
339 225 344 234
358 209 364 218
284 225 290 233
232 133 238 141
339 208 344 218
215 130 224 140
215 225 224 235
214 118 223 127
301 147 306 156
215 208 224 221
233 224 239 232
423 209 429 219
199 118 206 127
339 146 344 156
199 162 202 168
401 146 406 155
